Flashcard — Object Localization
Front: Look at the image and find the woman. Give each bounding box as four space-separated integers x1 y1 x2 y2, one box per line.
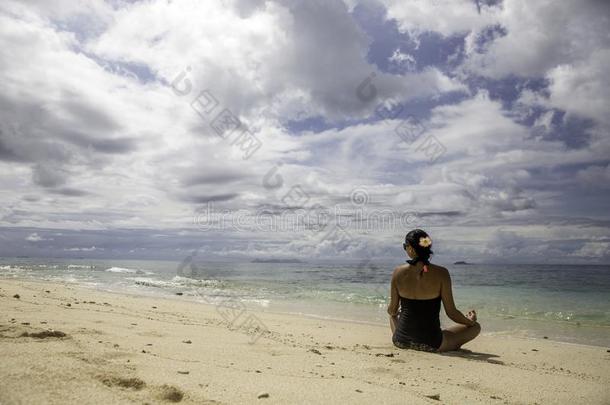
387 229 480 352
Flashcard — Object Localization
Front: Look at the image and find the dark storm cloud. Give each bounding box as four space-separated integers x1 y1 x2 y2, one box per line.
49 187 92 197
182 193 240 204
61 131 138 154
182 171 246 186
89 137 138 154
61 96 121 133
32 163 67 187
0 136 23 162
418 211 463 217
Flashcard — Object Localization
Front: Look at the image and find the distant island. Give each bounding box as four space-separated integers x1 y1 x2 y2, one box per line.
453 261 470 265
252 258 304 263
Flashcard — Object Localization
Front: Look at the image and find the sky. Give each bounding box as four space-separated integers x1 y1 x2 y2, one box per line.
0 0 609 264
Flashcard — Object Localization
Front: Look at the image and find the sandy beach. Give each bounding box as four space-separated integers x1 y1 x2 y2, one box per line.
0 278 608 405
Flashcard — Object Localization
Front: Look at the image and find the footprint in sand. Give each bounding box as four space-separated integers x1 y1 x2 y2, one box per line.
155 384 184 402
19 329 68 339
99 376 146 390
99 375 185 403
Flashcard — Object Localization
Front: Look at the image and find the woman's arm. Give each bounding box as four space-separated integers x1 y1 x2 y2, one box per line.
440 268 476 326
387 269 400 334
389 314 398 334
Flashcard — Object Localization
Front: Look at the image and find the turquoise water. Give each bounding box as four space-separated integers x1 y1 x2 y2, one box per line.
1 258 609 346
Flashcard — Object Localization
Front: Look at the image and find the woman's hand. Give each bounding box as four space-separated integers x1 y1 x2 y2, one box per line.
466 309 477 325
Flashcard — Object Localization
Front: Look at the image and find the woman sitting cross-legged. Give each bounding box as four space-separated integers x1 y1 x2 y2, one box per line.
388 229 481 353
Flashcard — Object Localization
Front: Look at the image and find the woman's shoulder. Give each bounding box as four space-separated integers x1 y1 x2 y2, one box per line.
392 263 410 276
429 263 449 276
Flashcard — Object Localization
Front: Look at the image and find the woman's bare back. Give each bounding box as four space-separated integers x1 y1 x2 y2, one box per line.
393 263 445 300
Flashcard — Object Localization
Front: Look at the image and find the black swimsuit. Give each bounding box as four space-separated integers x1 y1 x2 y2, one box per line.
392 295 443 352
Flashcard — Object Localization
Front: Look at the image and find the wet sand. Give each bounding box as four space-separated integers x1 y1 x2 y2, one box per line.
1 278 608 404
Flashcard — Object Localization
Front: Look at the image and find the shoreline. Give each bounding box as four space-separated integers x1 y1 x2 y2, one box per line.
1 278 609 404
3 274 608 348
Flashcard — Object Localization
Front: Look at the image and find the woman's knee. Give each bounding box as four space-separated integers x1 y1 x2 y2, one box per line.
471 322 481 336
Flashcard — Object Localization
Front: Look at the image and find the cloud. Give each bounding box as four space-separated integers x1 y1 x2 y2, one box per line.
64 246 100 252
570 241 610 259
545 49 610 128
576 164 610 190
50 187 93 197
89 0 462 121
32 163 68 188
182 193 241 204
26 232 44 242
381 0 499 37
0 0 608 263
383 0 610 129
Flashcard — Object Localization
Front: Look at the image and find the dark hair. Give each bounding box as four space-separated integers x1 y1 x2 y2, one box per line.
404 229 433 267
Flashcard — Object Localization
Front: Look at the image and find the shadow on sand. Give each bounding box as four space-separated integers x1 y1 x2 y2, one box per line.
441 348 504 365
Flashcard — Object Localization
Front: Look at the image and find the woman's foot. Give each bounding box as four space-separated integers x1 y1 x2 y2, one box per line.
437 322 481 352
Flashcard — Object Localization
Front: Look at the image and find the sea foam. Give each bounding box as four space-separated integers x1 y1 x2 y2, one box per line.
105 267 152 275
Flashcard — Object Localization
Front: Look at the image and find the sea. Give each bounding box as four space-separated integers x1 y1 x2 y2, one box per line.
1 257 608 347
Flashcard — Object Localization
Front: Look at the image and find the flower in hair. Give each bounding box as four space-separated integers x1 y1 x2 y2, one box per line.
419 236 432 248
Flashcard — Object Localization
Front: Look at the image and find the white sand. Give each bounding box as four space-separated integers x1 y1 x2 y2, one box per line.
1 278 608 404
